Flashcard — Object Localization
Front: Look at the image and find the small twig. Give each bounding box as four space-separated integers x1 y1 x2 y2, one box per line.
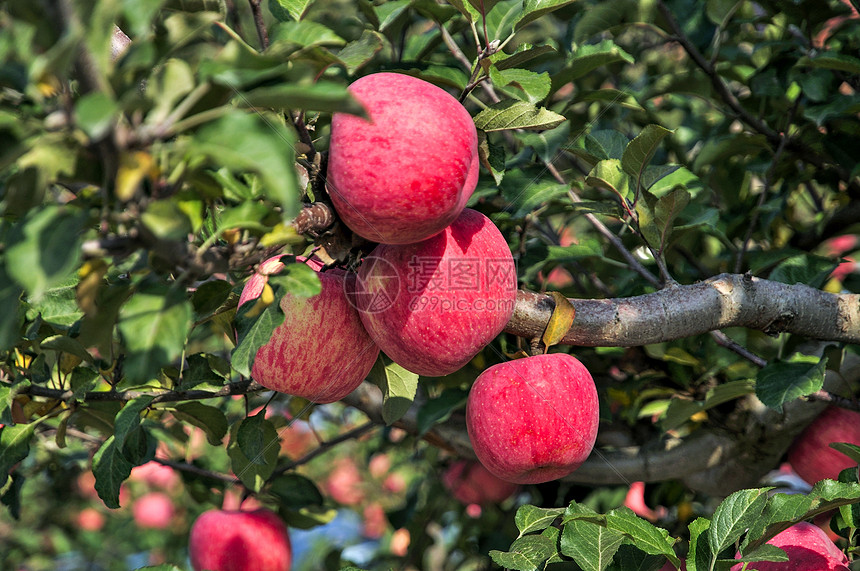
248 0 269 50
272 421 376 476
156 457 239 484
710 330 768 368
805 390 860 412
13 379 265 404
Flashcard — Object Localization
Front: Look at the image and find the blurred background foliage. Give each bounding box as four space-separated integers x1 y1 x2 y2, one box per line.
1 0 860 568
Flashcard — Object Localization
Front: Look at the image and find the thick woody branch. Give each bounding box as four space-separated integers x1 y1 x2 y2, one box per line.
506 273 860 346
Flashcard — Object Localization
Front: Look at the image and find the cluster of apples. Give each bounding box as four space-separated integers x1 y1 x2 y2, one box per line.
239 72 601 487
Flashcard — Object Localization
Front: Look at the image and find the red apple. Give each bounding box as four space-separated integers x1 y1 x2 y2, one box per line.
239 256 380 404
350 208 516 376
659 559 686 571
624 481 667 522
132 492 175 529
327 72 479 245
787 406 860 485
189 508 291 571
442 460 520 506
362 502 387 539
730 521 849 570
466 353 599 484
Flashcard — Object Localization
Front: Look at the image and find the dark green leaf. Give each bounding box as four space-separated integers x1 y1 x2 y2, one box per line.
93 435 134 509
239 82 365 116
555 39 635 84
573 0 637 42
237 412 269 465
172 402 228 446
0 424 35 479
606 544 670 571
228 416 280 492
501 171 570 217
269 472 324 508
798 53 860 75
415 388 467 436
686 517 712 571
113 396 155 450
755 355 827 413
768 254 838 289
477 130 507 186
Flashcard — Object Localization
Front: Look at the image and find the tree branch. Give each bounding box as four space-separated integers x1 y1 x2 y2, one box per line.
506 273 860 346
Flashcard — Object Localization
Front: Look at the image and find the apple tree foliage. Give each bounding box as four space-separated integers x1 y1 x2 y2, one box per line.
2 0 860 569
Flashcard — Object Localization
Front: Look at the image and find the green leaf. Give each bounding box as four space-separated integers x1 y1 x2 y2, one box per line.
5 206 87 302
269 472 324 508
653 187 691 248
501 171 569 218
489 67 552 104
515 505 566 536
608 547 670 571
267 263 322 298
768 254 838 289
621 125 673 191
231 281 286 378
270 20 344 47
686 517 712 571
75 92 119 141
580 130 630 163
114 396 155 451
490 534 557 571
93 435 134 509
373 0 412 30
831 442 860 465
40 335 93 363
25 273 82 327
171 402 228 446
217 201 274 234
0 424 35 479
798 53 860 75
586 159 631 202
561 518 625 571
141 198 194 241
336 30 385 75
555 39 635 84
0 267 24 352
118 283 193 383
477 130 507 186
708 488 771 556
515 122 571 164
268 0 316 20
236 412 270 465
415 388 467 436
236 81 367 117
516 0 579 29
228 416 280 492
755 355 827 413
573 0 637 42
368 356 419 425
192 112 300 219
474 99 566 132
605 507 678 560
494 45 557 71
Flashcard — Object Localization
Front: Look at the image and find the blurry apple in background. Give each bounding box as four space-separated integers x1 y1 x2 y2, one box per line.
351 208 516 377
368 453 391 479
129 461 180 491
466 353 599 484
239 255 379 404
390 528 411 557
362 502 387 539
787 406 860 485
327 72 479 245
730 521 849 570
325 458 365 506
382 472 407 494
75 507 105 532
132 492 175 529
189 508 291 571
442 460 520 507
